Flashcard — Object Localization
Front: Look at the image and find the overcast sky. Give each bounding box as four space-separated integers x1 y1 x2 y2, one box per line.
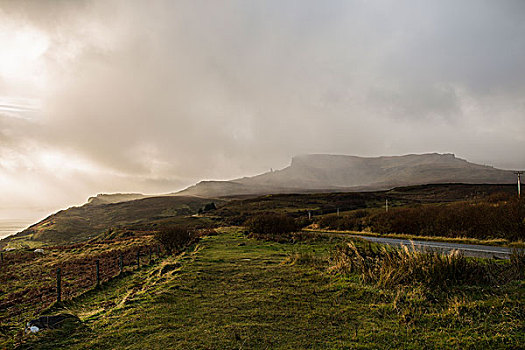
0 0 524 221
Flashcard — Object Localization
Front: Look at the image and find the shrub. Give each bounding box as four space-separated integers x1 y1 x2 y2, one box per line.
154 225 193 255
317 195 525 241
329 241 523 290
318 209 369 231
295 216 313 229
203 202 217 212
245 213 299 235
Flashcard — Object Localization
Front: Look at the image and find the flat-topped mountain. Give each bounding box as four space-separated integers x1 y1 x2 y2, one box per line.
1 153 517 247
178 153 515 197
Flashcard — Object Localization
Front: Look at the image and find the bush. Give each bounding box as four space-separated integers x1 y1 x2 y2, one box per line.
317 195 525 241
295 216 313 229
154 225 193 255
318 209 369 231
329 241 524 290
198 202 217 214
245 213 299 235
367 198 525 240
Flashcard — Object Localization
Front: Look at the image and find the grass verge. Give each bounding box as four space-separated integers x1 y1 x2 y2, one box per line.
306 228 525 248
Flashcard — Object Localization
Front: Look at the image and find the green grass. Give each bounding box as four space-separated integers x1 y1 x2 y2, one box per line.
0 235 156 348
16 228 524 349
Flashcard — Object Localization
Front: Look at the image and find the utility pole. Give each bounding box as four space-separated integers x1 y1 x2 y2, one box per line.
514 171 523 197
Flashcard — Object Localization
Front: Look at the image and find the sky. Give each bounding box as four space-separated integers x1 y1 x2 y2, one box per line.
0 0 524 223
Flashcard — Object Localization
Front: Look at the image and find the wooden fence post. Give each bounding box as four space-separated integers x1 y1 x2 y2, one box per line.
56 267 62 303
119 253 123 275
96 260 100 287
149 247 152 264
136 249 140 270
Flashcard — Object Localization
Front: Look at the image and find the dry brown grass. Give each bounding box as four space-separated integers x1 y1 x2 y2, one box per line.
329 241 524 290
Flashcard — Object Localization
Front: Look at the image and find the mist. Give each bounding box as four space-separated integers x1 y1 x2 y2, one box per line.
0 0 524 222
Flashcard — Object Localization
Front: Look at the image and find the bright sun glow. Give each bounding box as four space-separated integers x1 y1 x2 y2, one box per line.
0 21 49 92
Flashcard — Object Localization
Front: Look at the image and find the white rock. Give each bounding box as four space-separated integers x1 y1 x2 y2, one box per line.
29 326 40 333
34 249 44 253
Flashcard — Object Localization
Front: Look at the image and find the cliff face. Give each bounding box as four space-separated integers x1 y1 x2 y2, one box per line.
178 153 515 197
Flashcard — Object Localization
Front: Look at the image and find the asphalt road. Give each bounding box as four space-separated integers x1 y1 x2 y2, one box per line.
316 232 520 259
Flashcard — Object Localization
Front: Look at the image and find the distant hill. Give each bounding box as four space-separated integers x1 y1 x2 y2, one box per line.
0 196 220 248
87 193 149 205
178 153 515 197
1 182 519 248
2 153 518 248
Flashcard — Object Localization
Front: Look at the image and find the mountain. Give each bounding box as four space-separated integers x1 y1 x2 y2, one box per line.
178 153 516 197
1 152 517 248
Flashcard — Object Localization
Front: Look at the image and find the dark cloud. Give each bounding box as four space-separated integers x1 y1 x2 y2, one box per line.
0 0 524 218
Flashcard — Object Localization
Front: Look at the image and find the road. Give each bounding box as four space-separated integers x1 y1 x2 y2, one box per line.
315 231 520 259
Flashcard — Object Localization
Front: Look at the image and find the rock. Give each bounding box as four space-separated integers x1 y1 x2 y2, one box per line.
33 249 44 253
25 314 80 333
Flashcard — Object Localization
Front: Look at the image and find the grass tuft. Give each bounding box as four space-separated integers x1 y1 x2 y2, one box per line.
329 241 523 290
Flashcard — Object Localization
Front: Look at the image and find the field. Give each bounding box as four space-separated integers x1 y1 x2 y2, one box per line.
0 233 157 346
10 228 524 349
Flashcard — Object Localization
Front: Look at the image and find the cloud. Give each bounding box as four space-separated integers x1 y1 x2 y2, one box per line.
0 0 524 218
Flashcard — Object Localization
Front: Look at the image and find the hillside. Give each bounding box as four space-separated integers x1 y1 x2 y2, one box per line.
1 151 519 249
179 153 515 197
214 183 521 225
0 196 220 248
2 183 519 249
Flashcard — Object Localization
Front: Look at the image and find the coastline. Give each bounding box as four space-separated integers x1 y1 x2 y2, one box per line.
0 220 32 240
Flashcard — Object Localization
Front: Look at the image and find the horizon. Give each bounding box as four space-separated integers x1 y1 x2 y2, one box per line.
1 150 521 238
1 1 524 225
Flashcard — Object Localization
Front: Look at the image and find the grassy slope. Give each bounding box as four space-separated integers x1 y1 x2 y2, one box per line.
1 196 219 249
215 184 520 223
0 234 155 348
20 228 524 349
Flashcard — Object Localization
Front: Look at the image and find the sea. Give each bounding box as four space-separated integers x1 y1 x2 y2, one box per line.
0 219 33 240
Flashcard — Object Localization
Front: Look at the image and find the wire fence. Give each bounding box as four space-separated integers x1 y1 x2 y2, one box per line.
0 242 162 324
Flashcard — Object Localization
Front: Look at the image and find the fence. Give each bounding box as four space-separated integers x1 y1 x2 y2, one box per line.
0 242 163 324
52 243 162 303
